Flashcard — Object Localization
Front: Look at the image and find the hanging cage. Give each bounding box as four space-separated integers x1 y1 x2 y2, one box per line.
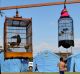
58 6 74 48
4 12 33 59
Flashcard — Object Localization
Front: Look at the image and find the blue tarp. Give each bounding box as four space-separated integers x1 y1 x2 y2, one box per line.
20 59 29 72
33 50 60 72
0 52 28 72
67 53 80 72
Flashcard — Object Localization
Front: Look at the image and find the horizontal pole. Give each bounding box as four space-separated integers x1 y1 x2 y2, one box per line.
0 1 80 10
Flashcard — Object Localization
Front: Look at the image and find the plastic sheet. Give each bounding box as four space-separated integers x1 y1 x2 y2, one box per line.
33 50 60 72
0 52 29 72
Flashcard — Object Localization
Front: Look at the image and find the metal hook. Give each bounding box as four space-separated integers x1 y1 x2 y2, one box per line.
64 0 66 8
16 8 19 17
0 10 4 17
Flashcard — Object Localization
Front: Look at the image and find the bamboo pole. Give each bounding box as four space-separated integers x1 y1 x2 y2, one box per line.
0 1 80 10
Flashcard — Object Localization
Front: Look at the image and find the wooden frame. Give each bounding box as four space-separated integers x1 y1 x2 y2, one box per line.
4 17 33 59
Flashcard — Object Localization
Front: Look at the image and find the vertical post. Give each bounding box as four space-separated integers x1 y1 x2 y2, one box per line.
4 17 8 60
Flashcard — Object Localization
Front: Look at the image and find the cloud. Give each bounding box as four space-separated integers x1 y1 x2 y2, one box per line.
74 39 80 48
0 38 3 47
33 41 70 56
33 42 57 56
33 38 80 56
34 42 56 51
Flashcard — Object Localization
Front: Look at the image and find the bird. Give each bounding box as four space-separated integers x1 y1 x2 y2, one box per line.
9 34 21 47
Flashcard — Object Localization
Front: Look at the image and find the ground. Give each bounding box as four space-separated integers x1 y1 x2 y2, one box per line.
1 72 80 74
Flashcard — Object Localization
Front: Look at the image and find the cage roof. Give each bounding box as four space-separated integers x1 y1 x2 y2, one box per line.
61 7 69 17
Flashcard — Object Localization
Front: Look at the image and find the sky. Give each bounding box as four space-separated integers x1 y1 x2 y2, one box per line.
0 0 80 56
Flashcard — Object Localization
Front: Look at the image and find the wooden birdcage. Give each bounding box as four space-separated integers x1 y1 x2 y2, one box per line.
4 11 32 59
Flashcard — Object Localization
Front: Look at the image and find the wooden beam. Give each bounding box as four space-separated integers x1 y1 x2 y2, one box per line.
0 1 80 10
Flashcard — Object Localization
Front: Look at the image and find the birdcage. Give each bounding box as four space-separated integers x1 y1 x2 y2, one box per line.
58 5 74 48
4 11 32 59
